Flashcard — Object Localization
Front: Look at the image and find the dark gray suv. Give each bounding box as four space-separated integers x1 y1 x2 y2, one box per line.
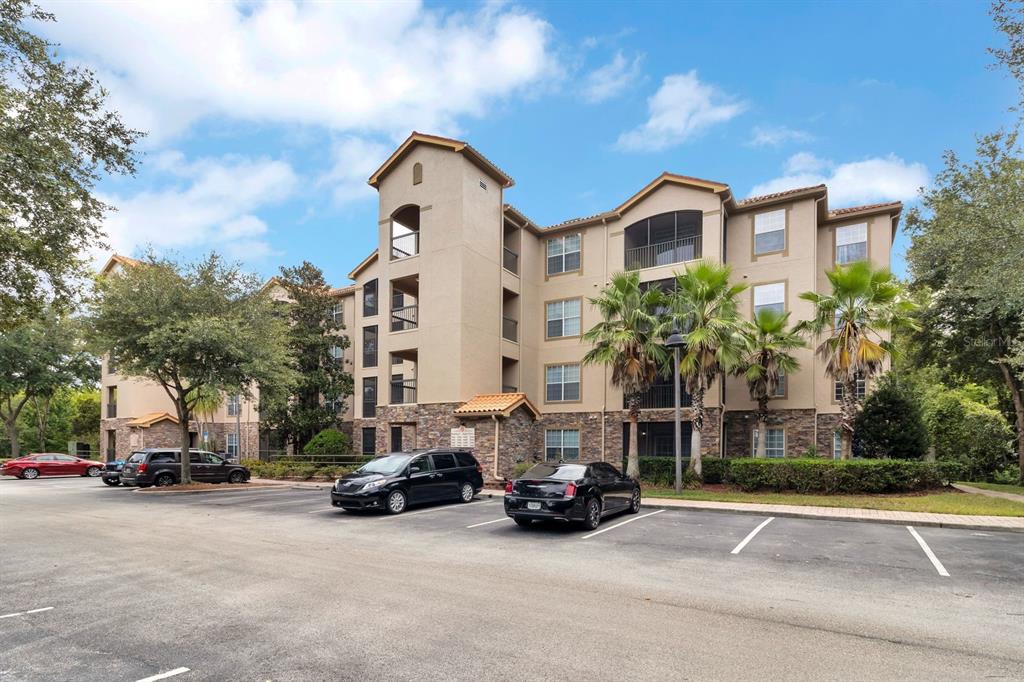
120 448 250 487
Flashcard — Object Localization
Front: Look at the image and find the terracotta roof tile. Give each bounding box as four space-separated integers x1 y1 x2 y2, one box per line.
126 412 179 428
737 184 826 206
828 201 902 217
454 393 540 419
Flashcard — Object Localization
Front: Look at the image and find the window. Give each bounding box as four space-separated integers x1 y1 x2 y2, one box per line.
545 364 581 402
151 452 176 463
454 452 476 468
753 282 785 316
836 223 867 264
546 299 581 338
754 209 786 255
363 326 378 368
361 427 376 455
773 371 786 398
324 397 343 413
833 431 842 460
412 162 422 185
834 376 867 401
363 279 378 317
226 433 239 457
545 429 580 461
431 453 457 470
331 302 344 325
623 210 703 270
408 456 431 474
329 344 344 362
202 452 225 464
753 428 785 458
546 234 581 275
227 394 241 417
362 377 377 418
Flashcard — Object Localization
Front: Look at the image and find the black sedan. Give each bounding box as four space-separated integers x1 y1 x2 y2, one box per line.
504 461 641 530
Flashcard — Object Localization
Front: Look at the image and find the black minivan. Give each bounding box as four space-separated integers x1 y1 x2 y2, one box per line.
120 448 251 487
331 449 484 514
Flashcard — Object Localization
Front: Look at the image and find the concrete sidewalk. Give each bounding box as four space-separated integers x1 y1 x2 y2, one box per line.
953 482 1024 504
482 488 1024 532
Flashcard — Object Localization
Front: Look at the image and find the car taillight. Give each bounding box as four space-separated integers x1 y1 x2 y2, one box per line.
504 480 513 494
565 483 577 498
138 463 147 473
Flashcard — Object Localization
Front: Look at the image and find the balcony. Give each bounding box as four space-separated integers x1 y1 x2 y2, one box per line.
106 402 117 418
391 231 419 260
624 384 692 410
503 247 519 274
502 317 518 343
625 235 702 271
390 379 417 405
391 305 418 332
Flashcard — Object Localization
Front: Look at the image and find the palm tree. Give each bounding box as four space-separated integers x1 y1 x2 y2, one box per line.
582 272 668 478
736 309 805 458
191 386 224 452
666 261 747 475
797 261 917 459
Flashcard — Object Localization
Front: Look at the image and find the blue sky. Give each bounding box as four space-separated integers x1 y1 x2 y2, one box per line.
40 1 1017 284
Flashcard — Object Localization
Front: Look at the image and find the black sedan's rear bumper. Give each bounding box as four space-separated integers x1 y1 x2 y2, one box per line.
331 490 386 510
101 471 120 482
504 495 587 521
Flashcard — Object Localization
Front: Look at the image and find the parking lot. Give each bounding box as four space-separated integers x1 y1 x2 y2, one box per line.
2 476 1023 681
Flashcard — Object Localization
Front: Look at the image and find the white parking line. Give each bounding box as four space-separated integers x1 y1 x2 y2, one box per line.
730 517 775 555
467 517 512 529
0 606 53 619
907 526 950 577
381 501 496 519
580 509 664 540
135 667 190 682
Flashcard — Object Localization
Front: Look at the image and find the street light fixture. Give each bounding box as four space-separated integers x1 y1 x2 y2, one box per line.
665 328 686 493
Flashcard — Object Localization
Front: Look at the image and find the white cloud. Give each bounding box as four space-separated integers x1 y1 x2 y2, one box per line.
749 152 928 206
96 154 298 264
39 1 560 142
748 125 814 147
318 136 392 206
616 70 746 152
582 51 643 103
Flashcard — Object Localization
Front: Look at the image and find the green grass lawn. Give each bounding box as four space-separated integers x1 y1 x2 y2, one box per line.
644 487 1024 516
958 481 1024 496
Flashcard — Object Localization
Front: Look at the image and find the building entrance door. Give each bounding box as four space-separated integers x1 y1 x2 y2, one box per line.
390 426 403 453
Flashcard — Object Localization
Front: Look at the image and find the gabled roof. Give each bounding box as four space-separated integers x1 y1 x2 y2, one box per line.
126 412 179 428
502 204 539 231
348 250 378 280
454 393 540 419
98 254 141 276
367 132 514 189
825 201 903 220
729 184 828 212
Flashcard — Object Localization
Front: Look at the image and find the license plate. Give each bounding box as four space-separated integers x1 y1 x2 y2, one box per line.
527 502 541 511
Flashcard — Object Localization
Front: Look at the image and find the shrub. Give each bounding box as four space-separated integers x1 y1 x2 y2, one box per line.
512 461 536 478
853 376 929 459
303 429 352 457
701 458 731 484
728 458 954 494
922 390 1014 480
623 457 701 488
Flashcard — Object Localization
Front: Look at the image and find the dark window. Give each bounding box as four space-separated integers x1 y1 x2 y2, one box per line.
408 456 431 474
54 454 77 462
624 210 702 270
363 279 378 317
151 452 177 463
127 452 147 463
521 463 586 481
431 453 457 470
189 453 201 464
361 428 376 455
412 162 423 185
363 326 378 368
454 453 477 468
594 462 621 479
622 421 692 458
362 377 377 418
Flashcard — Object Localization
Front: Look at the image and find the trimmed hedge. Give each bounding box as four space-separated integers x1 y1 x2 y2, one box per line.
242 459 360 480
623 457 702 488
727 458 965 494
303 429 352 457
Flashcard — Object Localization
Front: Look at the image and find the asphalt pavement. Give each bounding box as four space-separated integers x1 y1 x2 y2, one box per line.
1 476 1022 681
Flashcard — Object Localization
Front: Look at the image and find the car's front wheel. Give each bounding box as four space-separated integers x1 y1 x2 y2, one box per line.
628 487 641 514
21 468 39 480
582 498 601 531
228 470 245 484
458 482 474 503
102 478 120 486
154 473 175 487
386 489 407 515
85 466 101 477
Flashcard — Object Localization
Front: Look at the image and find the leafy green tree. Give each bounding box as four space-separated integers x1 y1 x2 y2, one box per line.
735 310 804 458
303 429 352 457
260 262 354 452
0 311 96 457
20 387 73 452
990 0 1024 110
853 375 930 459
798 261 917 460
0 0 142 328
922 387 1015 481
666 261 747 475
905 130 1024 478
582 271 668 478
88 253 294 484
69 388 100 450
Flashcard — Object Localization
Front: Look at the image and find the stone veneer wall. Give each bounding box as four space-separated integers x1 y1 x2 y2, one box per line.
99 418 259 461
722 409 817 458
816 413 841 456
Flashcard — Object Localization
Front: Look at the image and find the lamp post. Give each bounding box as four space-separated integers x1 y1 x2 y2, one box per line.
665 328 686 493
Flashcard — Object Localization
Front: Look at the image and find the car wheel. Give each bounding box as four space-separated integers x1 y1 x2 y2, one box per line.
513 517 532 528
228 470 245 484
154 473 175 487
85 466 101 477
102 478 120 486
386 489 407 515
628 487 641 514
21 468 39 480
458 482 474 503
582 498 601 531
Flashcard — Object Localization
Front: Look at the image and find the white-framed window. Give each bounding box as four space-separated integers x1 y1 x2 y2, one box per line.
226 432 239 457
331 302 344 325
546 233 581 275
835 223 867 264
227 394 241 417
753 428 785 458
329 345 344 362
545 429 580 461
772 370 786 398
754 209 786 255
753 282 785 316
546 299 581 338
545 364 581 402
324 397 343 413
833 431 842 459
834 376 867 401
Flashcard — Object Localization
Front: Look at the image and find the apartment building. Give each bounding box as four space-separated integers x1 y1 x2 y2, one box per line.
344 132 899 481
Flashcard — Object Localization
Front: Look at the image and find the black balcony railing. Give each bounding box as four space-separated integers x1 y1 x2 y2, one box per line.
106 403 117 418
502 317 518 342
625 235 702 271
390 379 417 405
624 385 692 410
391 231 419 260
391 305 418 332
503 247 519 274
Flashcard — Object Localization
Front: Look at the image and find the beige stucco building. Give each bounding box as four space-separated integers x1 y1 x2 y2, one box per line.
101 132 900 479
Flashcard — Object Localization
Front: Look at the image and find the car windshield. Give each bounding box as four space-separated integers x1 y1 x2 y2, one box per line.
520 464 587 481
355 454 411 475
127 452 147 463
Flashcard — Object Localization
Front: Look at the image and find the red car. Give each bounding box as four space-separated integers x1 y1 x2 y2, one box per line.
1 453 105 479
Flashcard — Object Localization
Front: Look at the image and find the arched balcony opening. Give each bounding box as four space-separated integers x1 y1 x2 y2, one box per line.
391 204 420 260
624 210 702 270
